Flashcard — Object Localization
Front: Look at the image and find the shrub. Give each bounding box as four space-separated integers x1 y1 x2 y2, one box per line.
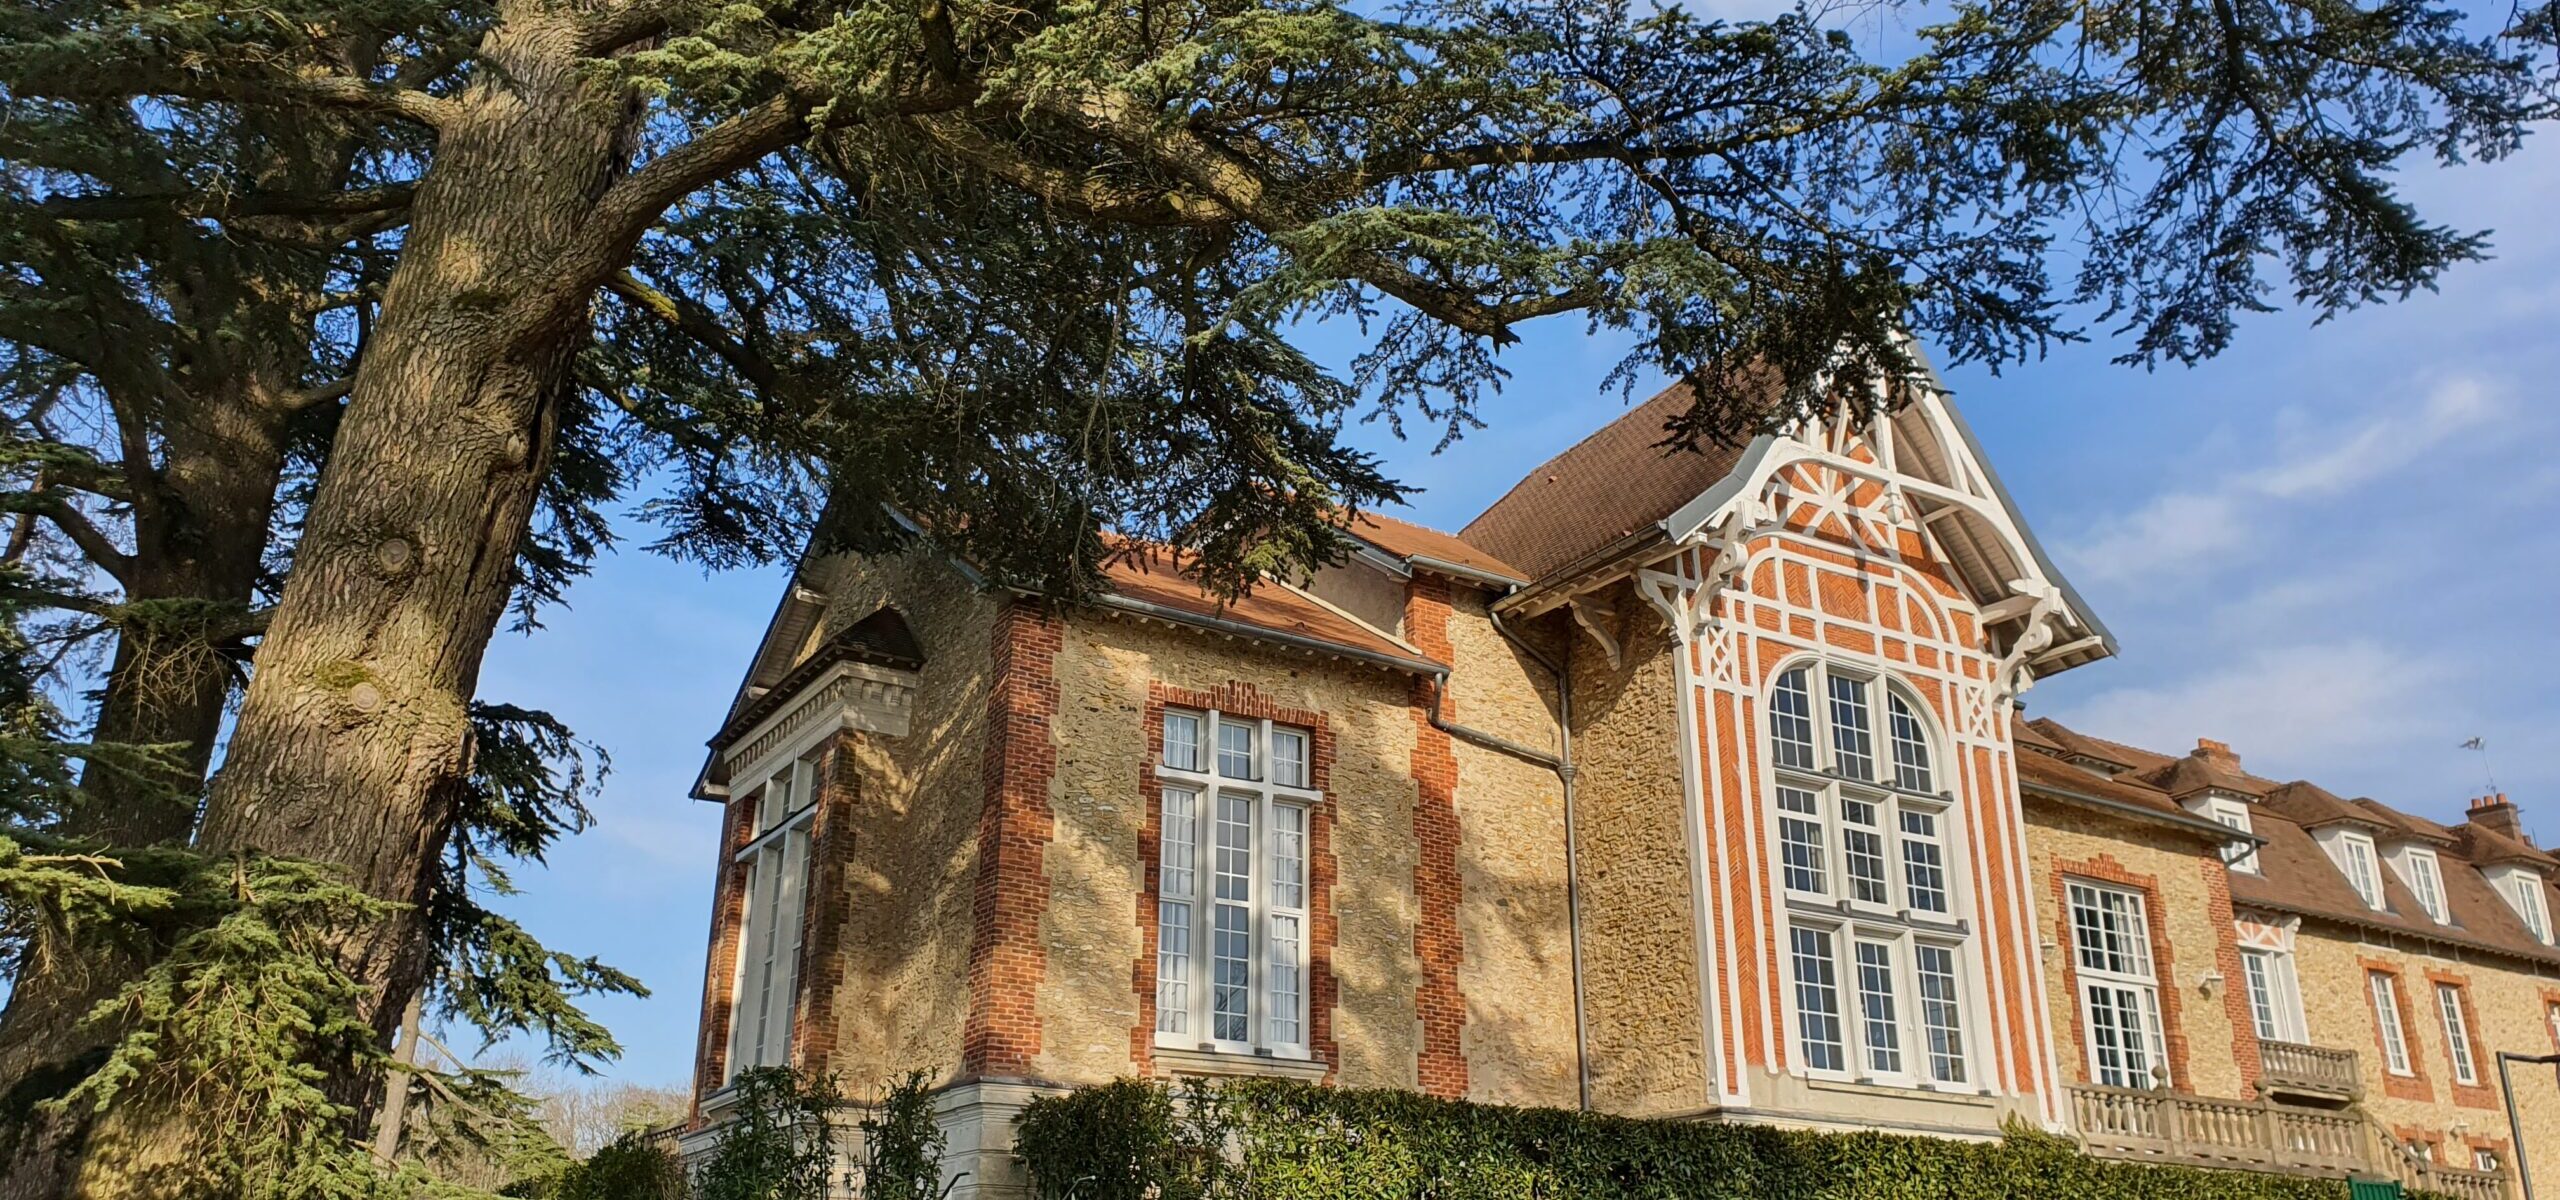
511 1131 685 1200
1015 1078 2409 1200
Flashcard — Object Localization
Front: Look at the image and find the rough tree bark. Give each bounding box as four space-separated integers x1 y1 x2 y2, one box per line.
51 9 641 1194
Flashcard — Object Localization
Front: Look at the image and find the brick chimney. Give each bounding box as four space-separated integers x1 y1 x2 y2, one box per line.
2194 738 2239 768
2468 793 2528 843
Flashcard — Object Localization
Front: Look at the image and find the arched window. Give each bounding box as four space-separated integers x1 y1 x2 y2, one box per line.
1766 662 1968 1089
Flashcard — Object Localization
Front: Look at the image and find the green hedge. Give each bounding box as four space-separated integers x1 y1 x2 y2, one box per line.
1016 1079 2415 1200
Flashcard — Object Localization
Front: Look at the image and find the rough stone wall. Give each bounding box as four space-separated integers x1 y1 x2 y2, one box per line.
2290 928 2560 1170
1439 586 1579 1109
2022 800 2251 1102
804 548 1000 1087
1566 582 1709 1116
1039 611 1425 1091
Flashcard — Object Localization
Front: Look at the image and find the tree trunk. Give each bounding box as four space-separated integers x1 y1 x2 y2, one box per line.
55 9 636 1194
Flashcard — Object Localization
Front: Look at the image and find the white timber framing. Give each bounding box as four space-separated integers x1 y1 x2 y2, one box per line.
1598 374 2099 1129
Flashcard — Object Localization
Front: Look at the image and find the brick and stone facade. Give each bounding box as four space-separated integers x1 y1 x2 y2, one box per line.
678 377 2558 1196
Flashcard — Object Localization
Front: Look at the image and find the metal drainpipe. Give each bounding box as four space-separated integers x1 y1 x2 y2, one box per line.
1484 605 1588 1113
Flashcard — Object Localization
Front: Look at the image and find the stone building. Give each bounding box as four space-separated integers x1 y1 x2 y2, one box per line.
676 360 2560 1196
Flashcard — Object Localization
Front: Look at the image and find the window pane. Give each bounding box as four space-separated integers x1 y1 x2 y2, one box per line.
1855 940 1902 1075
2437 984 2477 1085
1157 788 1198 1035
2069 883 2153 978
2372 974 2411 1074
1901 810 1949 914
1770 669 1816 770
1887 694 1933 793
1916 945 1967 1084
1217 721 1256 779
1270 728 1310 788
1163 711 1204 772
2086 983 2159 1089
2408 854 2444 921
1827 674 1876 780
1265 804 1309 1047
1777 786 1828 896
2344 839 2382 907
1791 927 1845 1072
1843 798 1889 905
767 828 809 1069
2243 951 2280 1042
1211 794 1254 1042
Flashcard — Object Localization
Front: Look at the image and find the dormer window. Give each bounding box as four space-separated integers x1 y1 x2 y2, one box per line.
2200 798 2258 875
2391 847 2450 925
2332 832 2386 910
2505 873 2553 943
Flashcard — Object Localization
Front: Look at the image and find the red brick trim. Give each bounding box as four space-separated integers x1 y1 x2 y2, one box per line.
2421 968 2498 1110
689 791 756 1125
2050 856 2188 1090
962 601 1062 1078
791 735 862 1075
1404 575 1469 1098
1130 681 1339 1079
2392 1125 2446 1165
2198 861 2264 1095
2361 958 2434 1103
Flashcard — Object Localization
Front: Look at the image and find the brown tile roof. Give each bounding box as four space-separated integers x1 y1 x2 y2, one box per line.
1458 381 1753 582
2022 717 2152 773
1097 539 1443 675
2133 748 2270 801
2012 713 2067 755
1346 509 1527 584
2260 779 2391 833
2015 747 2221 832
2349 798 2460 846
2457 821 2559 870
2027 717 2560 968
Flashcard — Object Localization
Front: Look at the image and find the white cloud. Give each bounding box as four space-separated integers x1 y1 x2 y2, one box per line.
2062 374 2502 586
2050 641 2446 776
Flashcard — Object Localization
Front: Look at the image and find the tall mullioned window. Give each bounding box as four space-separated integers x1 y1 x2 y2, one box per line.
1767 662 1972 1090
727 756 817 1082
1156 706 1316 1058
2068 881 2167 1090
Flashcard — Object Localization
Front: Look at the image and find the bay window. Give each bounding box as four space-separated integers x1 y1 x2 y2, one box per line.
1156 707 1315 1058
2068 881 2168 1090
1768 662 1974 1090
726 756 817 1081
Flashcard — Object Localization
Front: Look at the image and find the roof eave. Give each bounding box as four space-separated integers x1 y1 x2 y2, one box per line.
1092 592 1449 677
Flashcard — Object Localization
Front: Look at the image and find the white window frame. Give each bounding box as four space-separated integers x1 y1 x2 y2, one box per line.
2240 946 2308 1044
2398 848 2450 924
2436 982 2480 1086
2337 833 2386 910
1154 706 1318 1060
2507 874 2553 943
1766 661 1975 1092
2068 880 2170 1090
725 756 819 1083
2371 972 2415 1076
2476 1149 2501 1174
2203 797 2260 875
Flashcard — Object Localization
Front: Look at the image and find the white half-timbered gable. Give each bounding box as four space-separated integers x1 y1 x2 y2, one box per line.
1493 364 2112 1132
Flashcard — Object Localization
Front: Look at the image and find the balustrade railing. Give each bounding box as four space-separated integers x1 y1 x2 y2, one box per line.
2257 1040 2363 1100
2067 1084 2366 1177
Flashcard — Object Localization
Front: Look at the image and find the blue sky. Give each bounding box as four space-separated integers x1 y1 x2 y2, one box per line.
473 115 2560 1090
